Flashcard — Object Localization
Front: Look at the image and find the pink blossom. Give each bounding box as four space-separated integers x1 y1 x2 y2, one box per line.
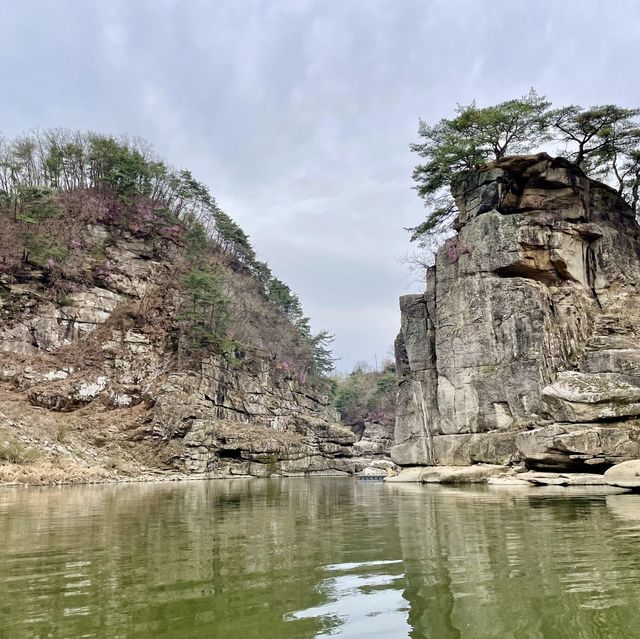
447 241 459 264
458 239 471 256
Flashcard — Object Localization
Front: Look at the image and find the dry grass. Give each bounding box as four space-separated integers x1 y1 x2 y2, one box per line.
0 439 40 463
0 457 115 485
0 384 157 486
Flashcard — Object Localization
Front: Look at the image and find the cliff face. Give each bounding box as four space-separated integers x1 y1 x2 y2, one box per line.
392 153 640 470
0 224 355 480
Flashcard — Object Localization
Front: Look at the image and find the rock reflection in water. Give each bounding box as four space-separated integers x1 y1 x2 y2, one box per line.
391 484 640 639
2 480 640 638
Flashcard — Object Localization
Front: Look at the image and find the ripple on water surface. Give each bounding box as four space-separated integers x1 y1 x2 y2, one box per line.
2 480 640 638
286 560 410 638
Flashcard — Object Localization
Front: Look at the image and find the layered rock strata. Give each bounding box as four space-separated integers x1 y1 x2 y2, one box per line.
352 420 394 457
392 153 640 470
0 227 355 479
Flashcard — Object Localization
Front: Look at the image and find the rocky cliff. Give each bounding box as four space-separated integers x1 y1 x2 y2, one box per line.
392 153 640 471
0 223 355 482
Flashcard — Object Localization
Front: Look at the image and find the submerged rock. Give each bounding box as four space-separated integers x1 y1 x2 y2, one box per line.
517 471 607 486
392 153 640 472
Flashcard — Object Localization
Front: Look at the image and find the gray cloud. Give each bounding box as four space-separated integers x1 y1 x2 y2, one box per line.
2 0 639 369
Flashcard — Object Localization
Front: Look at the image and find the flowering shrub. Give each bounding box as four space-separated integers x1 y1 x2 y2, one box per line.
445 238 471 264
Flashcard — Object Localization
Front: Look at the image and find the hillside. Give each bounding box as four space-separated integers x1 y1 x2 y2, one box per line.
333 362 396 456
0 130 356 483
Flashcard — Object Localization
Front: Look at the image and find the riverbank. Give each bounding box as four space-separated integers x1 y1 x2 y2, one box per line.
0 458 361 487
0 459 636 491
387 464 639 493
0 384 365 486
0 459 237 487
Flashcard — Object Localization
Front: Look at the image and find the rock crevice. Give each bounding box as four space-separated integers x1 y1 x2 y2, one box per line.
392 153 640 470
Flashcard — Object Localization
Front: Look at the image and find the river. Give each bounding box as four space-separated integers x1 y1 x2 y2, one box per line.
1 478 639 638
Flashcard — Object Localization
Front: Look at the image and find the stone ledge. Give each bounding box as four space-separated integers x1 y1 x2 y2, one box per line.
385 464 509 484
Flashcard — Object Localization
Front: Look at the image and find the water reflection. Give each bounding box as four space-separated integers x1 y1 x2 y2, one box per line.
606 494 640 528
390 484 640 639
1 480 640 638
287 560 409 638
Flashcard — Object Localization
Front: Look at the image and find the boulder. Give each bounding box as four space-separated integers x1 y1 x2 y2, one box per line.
541 372 640 423
385 464 509 484
27 376 109 412
385 467 426 483
604 460 640 489
515 421 640 470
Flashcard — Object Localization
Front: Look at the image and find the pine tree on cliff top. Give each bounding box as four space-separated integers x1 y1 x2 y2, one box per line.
409 91 640 245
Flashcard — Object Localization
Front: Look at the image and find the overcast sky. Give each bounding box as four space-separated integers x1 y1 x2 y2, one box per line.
2 1 639 370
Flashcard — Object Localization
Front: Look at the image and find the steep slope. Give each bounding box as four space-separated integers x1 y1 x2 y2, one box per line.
0 131 355 482
393 153 640 470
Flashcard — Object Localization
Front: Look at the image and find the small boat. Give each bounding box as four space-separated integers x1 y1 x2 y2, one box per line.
357 473 387 481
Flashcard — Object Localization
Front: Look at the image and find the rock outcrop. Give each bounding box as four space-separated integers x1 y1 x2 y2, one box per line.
149 355 355 476
392 153 640 471
0 226 355 480
352 420 394 457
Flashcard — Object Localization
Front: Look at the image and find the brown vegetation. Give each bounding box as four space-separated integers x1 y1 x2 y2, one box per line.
0 128 334 381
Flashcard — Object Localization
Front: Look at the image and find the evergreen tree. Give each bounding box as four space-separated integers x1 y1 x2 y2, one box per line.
410 89 551 236
410 93 640 243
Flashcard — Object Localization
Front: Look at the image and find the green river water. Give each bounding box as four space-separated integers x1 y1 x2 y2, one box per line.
1 478 640 638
